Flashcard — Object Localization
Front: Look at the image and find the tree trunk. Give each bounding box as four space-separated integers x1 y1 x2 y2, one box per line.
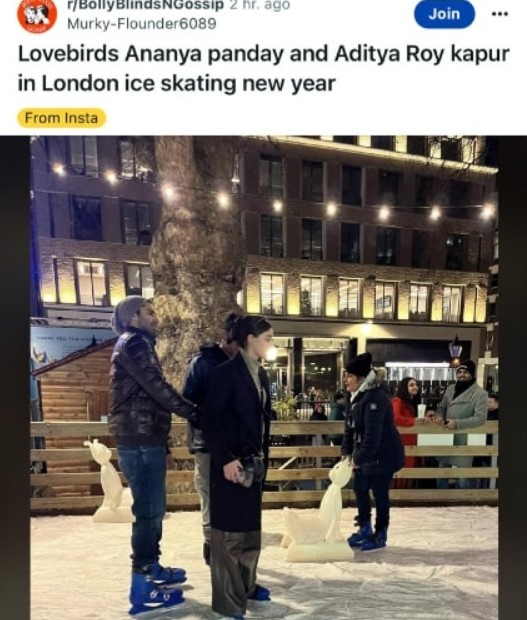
150 137 246 389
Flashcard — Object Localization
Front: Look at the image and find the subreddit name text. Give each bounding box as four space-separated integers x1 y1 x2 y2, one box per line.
67 0 225 11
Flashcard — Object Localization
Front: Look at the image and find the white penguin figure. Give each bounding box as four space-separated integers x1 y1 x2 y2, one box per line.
84 439 134 523
281 460 354 562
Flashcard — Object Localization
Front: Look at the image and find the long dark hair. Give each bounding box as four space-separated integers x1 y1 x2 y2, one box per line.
232 315 272 349
395 376 421 414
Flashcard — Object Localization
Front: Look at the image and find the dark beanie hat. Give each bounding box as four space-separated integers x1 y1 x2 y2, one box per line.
457 359 476 377
346 352 373 378
111 296 147 335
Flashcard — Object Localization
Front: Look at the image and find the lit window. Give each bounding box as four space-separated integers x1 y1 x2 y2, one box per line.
75 260 109 306
301 277 323 316
410 284 429 321
261 274 284 315
442 286 462 322
374 282 395 319
339 279 360 318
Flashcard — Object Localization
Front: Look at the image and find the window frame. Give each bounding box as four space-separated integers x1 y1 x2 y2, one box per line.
442 285 463 322
300 276 324 317
301 218 324 261
260 214 284 258
70 195 103 242
260 273 285 316
68 137 99 177
121 200 152 246
374 281 396 320
259 154 283 198
74 258 110 307
124 263 155 298
409 283 430 321
301 160 324 202
338 278 360 318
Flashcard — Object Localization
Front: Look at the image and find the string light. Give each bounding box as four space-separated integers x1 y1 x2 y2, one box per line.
379 205 390 221
52 163 65 176
430 206 441 220
481 203 495 219
161 184 175 200
104 170 118 184
32 138 497 225
326 201 337 217
217 192 230 208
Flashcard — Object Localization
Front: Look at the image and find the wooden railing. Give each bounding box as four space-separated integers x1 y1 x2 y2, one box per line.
30 421 498 513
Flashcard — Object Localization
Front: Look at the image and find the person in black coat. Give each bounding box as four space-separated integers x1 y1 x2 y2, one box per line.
341 352 405 552
202 315 274 619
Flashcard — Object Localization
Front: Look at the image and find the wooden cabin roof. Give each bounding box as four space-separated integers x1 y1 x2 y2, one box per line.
32 338 117 377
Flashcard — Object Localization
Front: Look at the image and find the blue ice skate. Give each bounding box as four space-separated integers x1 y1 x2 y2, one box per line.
347 522 373 548
360 528 388 552
150 561 187 585
128 572 184 615
248 584 271 601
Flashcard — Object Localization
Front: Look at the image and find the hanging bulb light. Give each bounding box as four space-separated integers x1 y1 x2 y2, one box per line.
217 192 230 208
104 170 118 184
430 206 441 220
379 205 390 221
162 184 175 200
481 203 495 220
326 201 337 217
52 163 65 176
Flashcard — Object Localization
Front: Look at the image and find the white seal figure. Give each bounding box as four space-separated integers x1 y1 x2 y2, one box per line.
84 439 134 523
281 460 354 562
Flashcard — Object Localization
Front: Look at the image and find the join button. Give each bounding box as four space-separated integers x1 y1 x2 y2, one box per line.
415 0 475 28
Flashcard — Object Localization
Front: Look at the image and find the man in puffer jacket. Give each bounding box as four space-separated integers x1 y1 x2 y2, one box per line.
341 352 405 552
182 312 241 566
109 296 199 615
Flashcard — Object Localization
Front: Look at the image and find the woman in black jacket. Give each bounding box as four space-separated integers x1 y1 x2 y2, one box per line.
341 352 405 552
202 316 274 620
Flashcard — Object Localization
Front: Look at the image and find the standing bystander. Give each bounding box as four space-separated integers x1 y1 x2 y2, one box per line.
182 312 241 565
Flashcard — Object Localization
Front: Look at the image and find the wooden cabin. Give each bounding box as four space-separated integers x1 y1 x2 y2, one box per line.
32 338 117 496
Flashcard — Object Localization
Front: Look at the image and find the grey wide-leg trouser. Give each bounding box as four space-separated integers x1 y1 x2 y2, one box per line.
210 528 261 617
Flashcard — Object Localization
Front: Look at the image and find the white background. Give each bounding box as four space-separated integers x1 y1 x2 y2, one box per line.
2 0 525 134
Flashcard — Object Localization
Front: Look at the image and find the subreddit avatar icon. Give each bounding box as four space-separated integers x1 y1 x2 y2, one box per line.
18 0 57 33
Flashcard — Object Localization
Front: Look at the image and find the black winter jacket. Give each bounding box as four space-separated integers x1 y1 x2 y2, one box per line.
109 328 198 448
182 343 230 454
342 371 405 474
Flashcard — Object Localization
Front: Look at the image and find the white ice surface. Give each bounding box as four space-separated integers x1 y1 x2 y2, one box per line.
31 506 497 619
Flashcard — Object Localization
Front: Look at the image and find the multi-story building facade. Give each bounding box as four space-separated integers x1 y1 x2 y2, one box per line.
30 135 497 397
31 136 160 325
477 224 499 393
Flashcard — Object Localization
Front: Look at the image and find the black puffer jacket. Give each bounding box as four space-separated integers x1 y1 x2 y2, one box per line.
342 370 405 474
182 343 230 454
109 328 198 447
